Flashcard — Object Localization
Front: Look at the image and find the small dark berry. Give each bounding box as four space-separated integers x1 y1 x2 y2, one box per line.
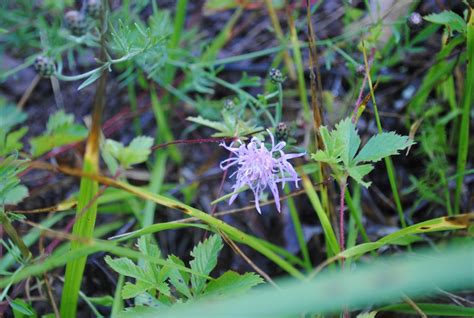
84 0 102 19
269 68 285 83
34 55 55 78
65 10 87 36
275 122 289 142
407 12 423 30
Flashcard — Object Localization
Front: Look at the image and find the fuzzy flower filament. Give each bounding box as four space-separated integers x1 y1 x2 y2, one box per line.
220 131 304 213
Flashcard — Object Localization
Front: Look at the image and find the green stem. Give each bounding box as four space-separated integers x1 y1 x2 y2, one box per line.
454 11 474 214
0 210 31 261
285 187 312 271
276 82 283 124
362 43 407 228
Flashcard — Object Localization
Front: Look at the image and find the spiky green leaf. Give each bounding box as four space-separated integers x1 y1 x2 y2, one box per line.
347 164 374 188
354 132 414 164
190 235 223 295
204 271 263 299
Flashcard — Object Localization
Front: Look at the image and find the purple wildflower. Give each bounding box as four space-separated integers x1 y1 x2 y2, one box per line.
220 131 305 213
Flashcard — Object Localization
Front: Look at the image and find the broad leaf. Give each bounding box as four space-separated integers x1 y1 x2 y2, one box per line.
0 156 29 205
190 235 223 295
354 132 414 164
424 11 466 34
168 255 192 299
0 127 28 156
332 118 360 166
0 103 27 133
187 116 228 134
347 164 374 188
104 256 150 282
204 271 263 299
3 185 29 205
104 136 154 168
30 110 88 156
122 281 154 299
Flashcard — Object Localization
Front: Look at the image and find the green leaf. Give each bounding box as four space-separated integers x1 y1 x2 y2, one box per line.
122 281 154 299
104 136 154 168
168 255 192 299
10 299 34 317
187 116 229 134
424 11 466 34
104 256 150 282
0 127 28 156
379 303 474 316
78 68 104 91
332 118 360 166
0 156 29 205
0 104 27 134
190 235 223 295
347 164 374 188
46 110 74 133
204 271 263 299
88 295 114 307
354 132 414 164
30 111 88 156
3 185 29 205
136 236 162 277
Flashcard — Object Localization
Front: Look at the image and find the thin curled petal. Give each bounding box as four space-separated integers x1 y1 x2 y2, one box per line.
219 131 304 213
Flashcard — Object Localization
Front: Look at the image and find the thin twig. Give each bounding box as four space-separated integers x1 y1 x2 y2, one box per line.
17 75 40 110
402 294 427 318
221 232 278 288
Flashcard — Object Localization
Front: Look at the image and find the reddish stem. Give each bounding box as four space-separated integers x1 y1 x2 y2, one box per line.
151 136 237 151
352 48 376 123
339 181 347 252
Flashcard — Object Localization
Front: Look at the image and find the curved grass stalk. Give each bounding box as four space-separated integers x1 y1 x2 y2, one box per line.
50 165 304 279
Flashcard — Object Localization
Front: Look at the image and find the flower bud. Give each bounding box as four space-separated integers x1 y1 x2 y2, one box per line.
269 68 285 84
65 10 87 36
407 12 423 30
34 55 55 78
275 122 289 142
84 0 102 19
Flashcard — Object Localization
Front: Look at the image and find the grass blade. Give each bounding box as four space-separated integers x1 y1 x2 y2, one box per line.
454 12 474 214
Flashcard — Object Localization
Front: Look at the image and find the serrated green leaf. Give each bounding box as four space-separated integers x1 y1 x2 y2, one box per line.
424 11 466 34
0 156 29 205
311 151 339 165
122 281 154 299
46 110 74 133
30 125 89 156
104 136 154 168
354 132 414 164
187 116 229 134
347 164 374 188
104 256 150 282
190 235 223 295
168 255 192 299
3 185 29 205
0 127 28 156
204 271 263 299
332 118 360 166
0 104 27 134
30 111 88 156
